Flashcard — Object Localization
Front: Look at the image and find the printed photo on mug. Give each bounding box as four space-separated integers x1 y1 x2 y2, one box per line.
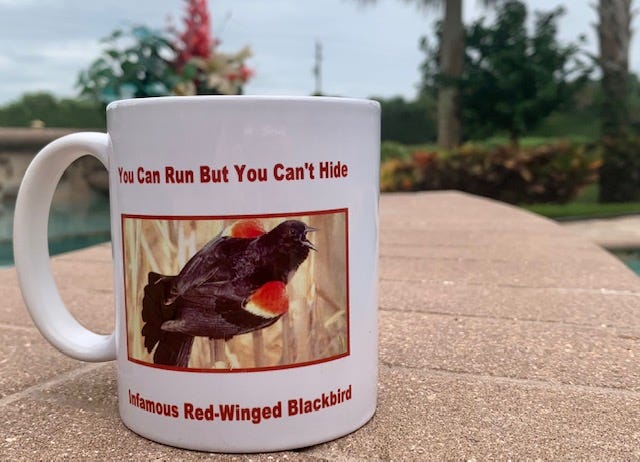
122 210 349 371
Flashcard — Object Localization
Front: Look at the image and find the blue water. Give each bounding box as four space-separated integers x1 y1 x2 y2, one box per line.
1 195 111 266
611 249 640 275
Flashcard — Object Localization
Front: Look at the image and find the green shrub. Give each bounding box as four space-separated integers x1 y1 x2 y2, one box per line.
374 96 436 144
380 140 601 204
381 141 412 161
381 141 440 162
380 150 439 191
0 92 105 128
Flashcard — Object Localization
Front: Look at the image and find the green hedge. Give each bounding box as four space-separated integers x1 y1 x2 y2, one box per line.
380 141 600 204
0 92 105 128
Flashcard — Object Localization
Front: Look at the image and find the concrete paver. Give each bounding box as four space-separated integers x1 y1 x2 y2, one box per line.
0 328 82 399
1 192 639 459
380 310 640 391
305 366 640 460
380 279 640 328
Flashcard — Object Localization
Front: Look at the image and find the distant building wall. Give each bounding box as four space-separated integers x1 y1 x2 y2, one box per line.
0 128 108 205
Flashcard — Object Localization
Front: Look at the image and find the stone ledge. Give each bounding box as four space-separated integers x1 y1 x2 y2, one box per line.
0 127 80 151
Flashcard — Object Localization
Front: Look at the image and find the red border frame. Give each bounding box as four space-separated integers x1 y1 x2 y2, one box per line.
121 208 350 373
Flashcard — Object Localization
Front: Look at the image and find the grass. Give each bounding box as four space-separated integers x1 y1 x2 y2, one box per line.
522 184 640 220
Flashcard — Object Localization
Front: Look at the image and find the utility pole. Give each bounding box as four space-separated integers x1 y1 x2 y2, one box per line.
313 40 323 96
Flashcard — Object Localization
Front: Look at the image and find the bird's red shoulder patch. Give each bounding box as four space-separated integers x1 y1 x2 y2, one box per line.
229 219 265 238
244 281 289 318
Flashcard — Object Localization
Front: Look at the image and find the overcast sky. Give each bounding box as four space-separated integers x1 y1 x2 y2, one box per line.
0 0 637 105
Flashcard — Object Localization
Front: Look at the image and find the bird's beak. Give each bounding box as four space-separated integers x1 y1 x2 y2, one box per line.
303 226 317 251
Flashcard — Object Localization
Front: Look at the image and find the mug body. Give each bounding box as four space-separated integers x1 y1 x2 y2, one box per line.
106 96 380 452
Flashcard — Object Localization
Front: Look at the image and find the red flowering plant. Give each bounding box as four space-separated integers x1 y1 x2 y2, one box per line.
77 0 252 103
172 0 253 95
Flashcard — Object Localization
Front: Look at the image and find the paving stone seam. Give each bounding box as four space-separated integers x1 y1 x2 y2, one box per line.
384 242 492 249
381 229 583 238
377 306 640 332
53 258 112 263
298 449 376 462
380 278 640 296
51 261 113 268
381 254 515 263
380 241 596 250
380 277 640 294
496 284 640 293
0 362 107 408
58 287 114 294
380 362 640 399
0 323 35 333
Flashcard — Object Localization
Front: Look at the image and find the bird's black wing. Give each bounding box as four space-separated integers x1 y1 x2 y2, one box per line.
174 281 279 338
168 235 252 301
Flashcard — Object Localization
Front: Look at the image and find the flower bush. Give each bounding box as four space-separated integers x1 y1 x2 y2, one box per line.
172 0 253 96
78 0 253 103
380 141 601 204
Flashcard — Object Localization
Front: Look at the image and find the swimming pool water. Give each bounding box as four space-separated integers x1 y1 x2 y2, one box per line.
1 196 111 266
611 249 640 276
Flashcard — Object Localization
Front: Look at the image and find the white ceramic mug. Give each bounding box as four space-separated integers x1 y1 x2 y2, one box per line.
13 96 380 452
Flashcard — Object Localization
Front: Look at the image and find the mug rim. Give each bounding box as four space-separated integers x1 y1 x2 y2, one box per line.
106 95 380 112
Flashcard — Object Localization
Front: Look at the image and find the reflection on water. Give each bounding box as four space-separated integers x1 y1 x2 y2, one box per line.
1 194 111 266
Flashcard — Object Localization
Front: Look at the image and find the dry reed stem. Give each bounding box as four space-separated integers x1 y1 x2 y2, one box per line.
140 235 160 274
252 330 265 367
207 338 216 366
212 339 227 367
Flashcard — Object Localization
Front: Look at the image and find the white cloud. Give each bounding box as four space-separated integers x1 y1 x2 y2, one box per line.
35 40 103 62
0 39 105 103
0 0 53 6
0 54 10 69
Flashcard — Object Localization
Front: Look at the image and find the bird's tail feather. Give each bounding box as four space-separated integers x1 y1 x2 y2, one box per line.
142 272 193 367
152 332 194 367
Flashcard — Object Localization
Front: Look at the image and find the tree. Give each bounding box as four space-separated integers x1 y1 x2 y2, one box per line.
77 1 253 103
0 92 104 128
358 0 498 149
174 0 213 69
77 25 180 104
597 0 636 202
435 0 464 148
597 0 632 138
441 1 591 145
373 95 437 143
171 0 253 96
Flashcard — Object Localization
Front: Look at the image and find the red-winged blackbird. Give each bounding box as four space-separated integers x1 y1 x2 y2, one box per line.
141 219 316 367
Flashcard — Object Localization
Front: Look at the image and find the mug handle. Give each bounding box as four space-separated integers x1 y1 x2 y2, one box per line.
13 132 116 362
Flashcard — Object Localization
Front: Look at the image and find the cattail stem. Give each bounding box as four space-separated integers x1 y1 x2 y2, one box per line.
252 330 265 367
209 338 227 367
280 313 295 365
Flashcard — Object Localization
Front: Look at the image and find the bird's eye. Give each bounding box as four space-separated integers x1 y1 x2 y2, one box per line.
289 228 296 236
